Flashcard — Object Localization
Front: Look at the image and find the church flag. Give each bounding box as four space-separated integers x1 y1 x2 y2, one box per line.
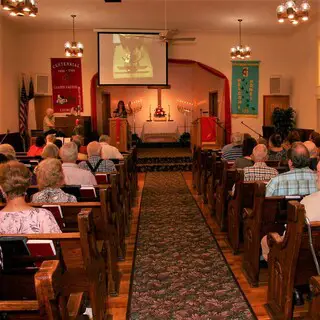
51 58 83 113
231 61 260 117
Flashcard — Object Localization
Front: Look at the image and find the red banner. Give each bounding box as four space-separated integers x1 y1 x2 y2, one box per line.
201 117 216 142
51 58 83 113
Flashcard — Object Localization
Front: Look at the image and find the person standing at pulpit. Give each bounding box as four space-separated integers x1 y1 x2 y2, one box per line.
113 100 132 118
43 108 55 133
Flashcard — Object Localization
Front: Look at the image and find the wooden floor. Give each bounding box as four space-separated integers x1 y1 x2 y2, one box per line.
107 172 308 319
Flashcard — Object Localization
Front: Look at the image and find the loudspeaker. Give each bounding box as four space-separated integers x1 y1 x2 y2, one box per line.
269 76 291 95
35 74 50 95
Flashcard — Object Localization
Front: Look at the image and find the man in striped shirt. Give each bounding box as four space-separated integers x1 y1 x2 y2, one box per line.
244 144 278 182
221 132 243 161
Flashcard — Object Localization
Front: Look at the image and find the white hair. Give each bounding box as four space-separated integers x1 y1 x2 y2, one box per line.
0 144 16 160
99 135 110 143
252 144 268 162
59 142 78 163
87 141 101 157
231 132 243 146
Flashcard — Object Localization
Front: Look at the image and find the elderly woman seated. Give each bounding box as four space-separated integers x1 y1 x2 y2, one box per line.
41 143 59 159
0 161 61 234
0 144 16 160
32 158 77 203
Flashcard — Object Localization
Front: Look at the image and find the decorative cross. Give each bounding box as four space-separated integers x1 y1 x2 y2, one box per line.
147 85 171 107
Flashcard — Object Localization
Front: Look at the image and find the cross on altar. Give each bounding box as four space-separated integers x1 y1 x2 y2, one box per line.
147 85 172 121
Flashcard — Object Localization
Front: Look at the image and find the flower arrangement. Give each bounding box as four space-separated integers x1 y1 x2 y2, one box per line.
154 105 166 118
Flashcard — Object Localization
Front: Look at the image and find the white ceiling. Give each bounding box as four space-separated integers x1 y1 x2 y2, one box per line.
1 0 319 35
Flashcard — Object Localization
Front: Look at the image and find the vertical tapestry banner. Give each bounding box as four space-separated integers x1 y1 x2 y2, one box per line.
231 61 260 117
51 58 83 113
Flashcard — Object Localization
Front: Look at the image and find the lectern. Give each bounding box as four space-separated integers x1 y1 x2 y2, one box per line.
109 118 131 152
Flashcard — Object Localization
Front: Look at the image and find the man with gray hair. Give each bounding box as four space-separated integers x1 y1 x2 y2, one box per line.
243 144 278 182
43 108 55 133
99 135 124 160
60 142 97 185
79 141 116 173
221 132 243 161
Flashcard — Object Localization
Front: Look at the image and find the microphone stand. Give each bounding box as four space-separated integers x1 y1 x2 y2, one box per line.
240 121 263 138
0 130 9 145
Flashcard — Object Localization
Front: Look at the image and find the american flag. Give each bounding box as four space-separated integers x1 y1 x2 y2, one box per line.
19 78 29 135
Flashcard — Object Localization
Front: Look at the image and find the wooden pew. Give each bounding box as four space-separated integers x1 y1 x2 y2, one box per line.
0 260 73 319
265 201 320 319
309 276 320 319
0 208 108 320
192 146 201 192
215 160 238 231
207 152 222 215
200 150 213 204
227 173 256 254
242 182 302 287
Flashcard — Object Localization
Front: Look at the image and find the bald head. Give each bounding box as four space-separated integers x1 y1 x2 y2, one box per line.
46 108 54 117
252 144 268 162
87 141 102 157
288 142 310 169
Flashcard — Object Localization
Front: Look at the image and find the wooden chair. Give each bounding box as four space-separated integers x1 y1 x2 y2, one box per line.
215 160 238 231
207 153 222 215
0 208 109 320
265 201 320 319
242 182 303 287
309 276 320 319
227 173 256 254
0 260 75 319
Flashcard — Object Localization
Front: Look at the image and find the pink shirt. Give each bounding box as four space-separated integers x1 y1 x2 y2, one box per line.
62 163 97 186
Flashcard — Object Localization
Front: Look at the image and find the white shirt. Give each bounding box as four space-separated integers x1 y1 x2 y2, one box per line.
100 142 124 160
300 191 320 222
62 163 97 186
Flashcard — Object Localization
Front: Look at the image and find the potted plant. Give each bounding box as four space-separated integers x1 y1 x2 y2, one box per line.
272 107 296 138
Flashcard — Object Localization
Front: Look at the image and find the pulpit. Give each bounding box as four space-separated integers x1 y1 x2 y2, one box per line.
191 117 224 150
109 118 131 152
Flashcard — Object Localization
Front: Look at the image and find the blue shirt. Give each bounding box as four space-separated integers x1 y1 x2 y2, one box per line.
266 167 317 197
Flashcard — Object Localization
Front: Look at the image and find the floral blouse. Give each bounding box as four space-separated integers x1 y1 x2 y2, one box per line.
31 188 77 203
0 208 61 234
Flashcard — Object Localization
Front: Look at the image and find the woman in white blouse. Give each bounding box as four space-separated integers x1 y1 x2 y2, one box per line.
0 161 61 234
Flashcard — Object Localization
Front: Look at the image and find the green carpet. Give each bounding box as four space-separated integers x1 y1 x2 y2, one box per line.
128 172 256 319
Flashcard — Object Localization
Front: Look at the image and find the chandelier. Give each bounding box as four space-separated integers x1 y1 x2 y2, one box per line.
276 0 310 24
1 0 38 17
64 15 84 58
230 19 251 60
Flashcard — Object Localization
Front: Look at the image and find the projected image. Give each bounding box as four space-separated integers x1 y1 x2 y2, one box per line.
113 34 153 79
98 32 167 86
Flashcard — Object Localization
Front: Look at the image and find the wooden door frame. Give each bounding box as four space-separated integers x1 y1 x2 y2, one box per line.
263 95 290 127
209 91 219 118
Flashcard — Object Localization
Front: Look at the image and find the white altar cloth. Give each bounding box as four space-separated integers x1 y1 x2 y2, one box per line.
141 121 179 142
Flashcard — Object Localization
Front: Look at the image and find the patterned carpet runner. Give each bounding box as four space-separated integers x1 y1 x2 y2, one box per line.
128 172 255 319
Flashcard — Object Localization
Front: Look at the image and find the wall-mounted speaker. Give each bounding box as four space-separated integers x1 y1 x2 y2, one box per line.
269 76 291 95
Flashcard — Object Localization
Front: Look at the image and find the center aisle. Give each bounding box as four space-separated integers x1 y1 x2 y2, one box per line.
127 172 256 319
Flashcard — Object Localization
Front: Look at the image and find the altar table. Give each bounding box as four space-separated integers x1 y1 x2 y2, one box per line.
141 121 179 142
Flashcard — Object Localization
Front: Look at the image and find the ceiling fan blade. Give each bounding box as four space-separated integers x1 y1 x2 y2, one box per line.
169 37 196 42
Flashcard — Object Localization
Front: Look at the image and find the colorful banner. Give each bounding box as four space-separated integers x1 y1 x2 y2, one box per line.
231 61 260 117
201 117 216 142
51 58 83 113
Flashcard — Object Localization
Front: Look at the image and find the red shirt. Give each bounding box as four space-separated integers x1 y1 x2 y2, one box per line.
27 145 44 157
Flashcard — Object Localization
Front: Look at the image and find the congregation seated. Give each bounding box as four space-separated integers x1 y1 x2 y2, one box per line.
267 133 287 161
266 142 317 196
46 133 56 145
243 144 278 181
309 130 320 143
283 130 301 150
60 142 97 185
221 132 243 161
304 140 318 170
99 134 124 160
79 141 116 173
31 158 77 203
27 135 45 157
72 135 88 161
233 137 256 169
0 143 16 160
0 161 61 233
41 143 59 159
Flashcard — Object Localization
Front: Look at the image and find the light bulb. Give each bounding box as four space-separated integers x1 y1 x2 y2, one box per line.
300 1 310 11
302 15 309 21
77 42 83 49
278 18 285 23
292 19 299 25
277 4 286 13
285 0 295 9
2 5 11 10
29 11 36 17
9 11 16 15
64 41 71 49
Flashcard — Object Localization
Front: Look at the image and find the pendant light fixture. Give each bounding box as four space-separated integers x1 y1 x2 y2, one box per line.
64 15 84 58
230 19 251 60
276 0 310 25
1 0 38 17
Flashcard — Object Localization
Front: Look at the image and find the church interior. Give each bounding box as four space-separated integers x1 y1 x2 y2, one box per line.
0 0 320 319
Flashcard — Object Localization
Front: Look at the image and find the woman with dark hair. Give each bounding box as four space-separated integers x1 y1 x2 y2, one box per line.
268 133 287 161
283 130 301 150
27 136 46 157
233 137 257 169
113 100 132 118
